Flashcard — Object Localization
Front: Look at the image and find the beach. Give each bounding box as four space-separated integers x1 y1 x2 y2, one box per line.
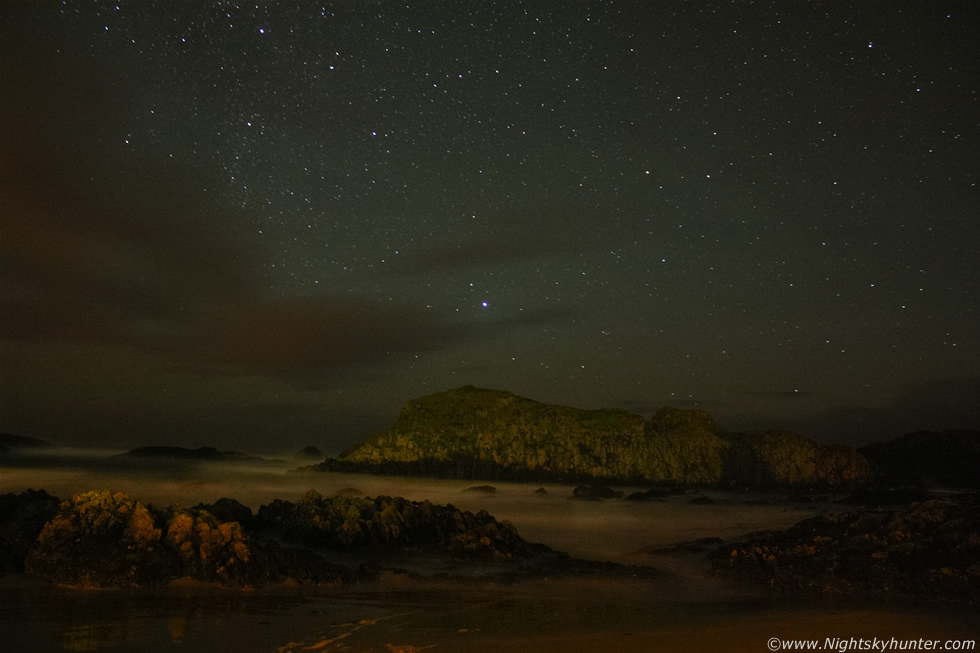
1 456 977 651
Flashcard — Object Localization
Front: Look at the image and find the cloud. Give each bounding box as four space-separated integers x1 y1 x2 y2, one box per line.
0 64 464 388
0 205 461 384
197 296 458 379
389 200 610 276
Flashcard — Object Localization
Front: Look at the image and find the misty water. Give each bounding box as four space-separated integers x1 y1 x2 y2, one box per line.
1 450 977 652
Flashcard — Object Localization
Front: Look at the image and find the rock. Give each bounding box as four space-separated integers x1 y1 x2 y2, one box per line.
712 494 980 603
254 492 536 561
195 498 254 527
25 490 173 587
724 431 874 488
534 487 548 495
463 485 496 493
23 490 346 588
0 489 60 574
572 485 624 500
626 488 670 501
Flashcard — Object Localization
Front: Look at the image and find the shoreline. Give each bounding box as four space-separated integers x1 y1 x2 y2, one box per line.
2 464 977 651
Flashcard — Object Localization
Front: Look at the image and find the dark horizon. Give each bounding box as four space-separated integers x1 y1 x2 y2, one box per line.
2 2 977 454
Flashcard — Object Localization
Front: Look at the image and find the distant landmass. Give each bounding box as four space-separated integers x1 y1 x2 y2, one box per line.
116 446 282 465
0 433 52 453
294 446 325 461
860 430 980 489
309 386 875 488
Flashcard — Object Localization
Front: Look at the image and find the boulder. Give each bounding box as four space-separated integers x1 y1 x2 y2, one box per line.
572 485 624 500
463 485 497 493
196 497 254 527
626 488 670 501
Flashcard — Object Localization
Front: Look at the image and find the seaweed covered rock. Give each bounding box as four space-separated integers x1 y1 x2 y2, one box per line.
712 495 980 603
255 489 535 561
0 489 61 574
23 490 345 588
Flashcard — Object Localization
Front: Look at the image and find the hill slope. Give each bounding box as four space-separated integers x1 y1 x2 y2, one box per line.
321 386 872 487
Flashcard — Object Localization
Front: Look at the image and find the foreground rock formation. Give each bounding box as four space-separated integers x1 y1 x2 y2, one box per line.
255 489 541 561
0 488 563 589
21 490 344 588
314 386 873 487
712 494 980 603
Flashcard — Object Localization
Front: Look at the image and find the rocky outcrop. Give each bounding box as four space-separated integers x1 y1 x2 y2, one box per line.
317 386 873 488
195 497 255 528
255 489 538 561
22 490 345 588
712 494 980 603
860 430 980 489
0 489 60 574
327 386 648 482
6 488 561 588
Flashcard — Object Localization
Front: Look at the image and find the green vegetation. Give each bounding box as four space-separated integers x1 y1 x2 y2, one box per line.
329 386 873 487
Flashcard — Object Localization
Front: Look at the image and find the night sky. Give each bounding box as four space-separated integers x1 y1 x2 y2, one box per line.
1 1 977 453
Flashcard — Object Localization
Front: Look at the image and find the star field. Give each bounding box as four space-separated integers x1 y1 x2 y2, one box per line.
1 1 977 451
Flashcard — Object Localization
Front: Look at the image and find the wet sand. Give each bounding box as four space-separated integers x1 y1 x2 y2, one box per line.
4 574 975 653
